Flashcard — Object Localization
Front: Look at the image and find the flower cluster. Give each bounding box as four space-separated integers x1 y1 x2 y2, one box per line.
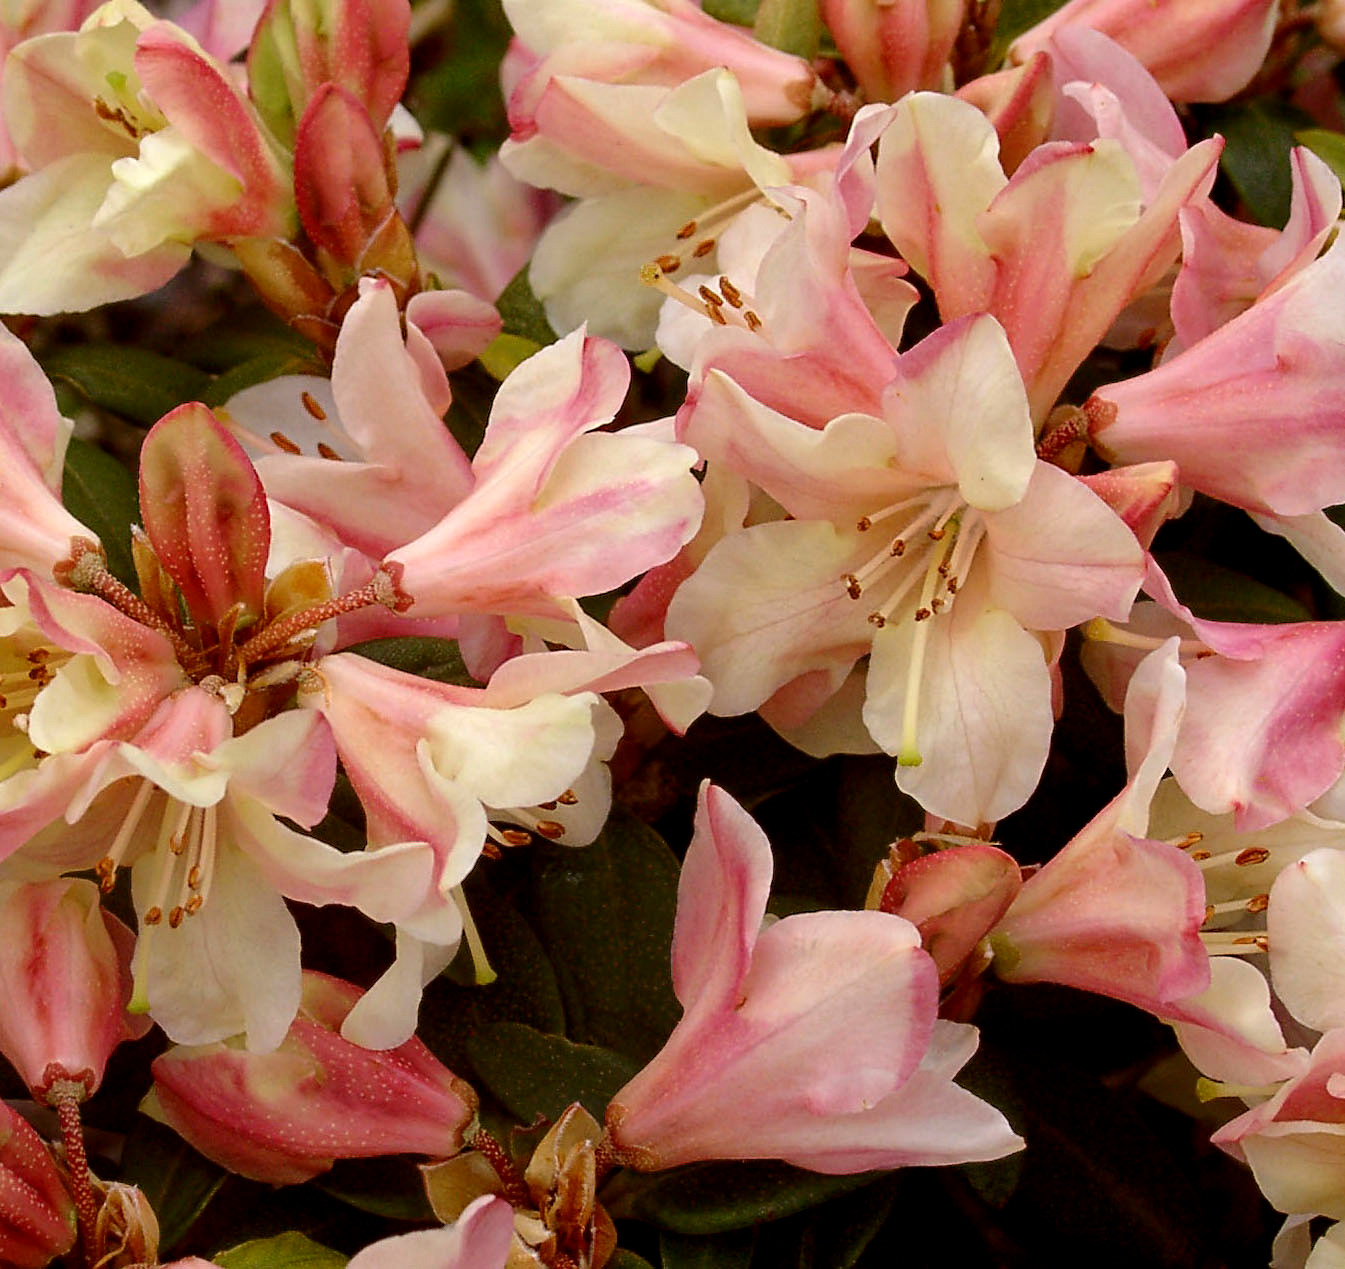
0 0 1340 1265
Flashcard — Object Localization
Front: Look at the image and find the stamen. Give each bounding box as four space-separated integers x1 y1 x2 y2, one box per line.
452 886 497 986
744 310 762 332
142 799 192 927
692 238 716 258
698 285 724 308
316 443 342 461
654 254 681 274
1165 831 1204 850
235 565 412 668
719 277 742 307
1200 931 1269 955
96 780 156 892
557 789 579 806
55 539 196 664
535 820 566 840
898 544 954 767
300 391 327 421
270 431 302 454
1084 619 1211 657
856 494 929 534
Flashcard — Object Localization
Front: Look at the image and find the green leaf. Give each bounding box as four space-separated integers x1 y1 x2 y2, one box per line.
340 635 481 685
315 1156 435 1221
409 0 511 142
609 1253 658 1269
660 1228 757 1268
609 1163 883 1234
703 0 758 22
201 349 326 407
466 1020 639 1123
117 1117 227 1253
496 265 559 346
213 1231 348 1269
417 869 567 1072
1295 128 1345 187
1153 553 1312 624
61 436 141 587
1200 99 1315 228
525 809 682 1062
178 312 319 373
753 0 820 58
987 0 1069 60
41 345 210 425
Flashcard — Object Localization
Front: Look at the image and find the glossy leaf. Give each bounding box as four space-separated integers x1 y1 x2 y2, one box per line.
703 0 759 22
1296 129 1345 187
466 1020 639 1123
61 436 140 587
496 265 559 347
753 0 820 59
525 810 681 1062
660 1228 756 1269
608 1163 881 1234
213 1231 348 1268
341 636 480 685
315 1156 436 1222
40 345 210 426
117 1117 227 1254
1200 99 1314 228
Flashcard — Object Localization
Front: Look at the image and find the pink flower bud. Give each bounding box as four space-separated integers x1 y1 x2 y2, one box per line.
0 878 138 1104
0 1104 77 1268
148 972 478 1184
818 0 965 102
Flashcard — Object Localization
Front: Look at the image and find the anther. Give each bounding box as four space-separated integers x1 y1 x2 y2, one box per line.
927 527 946 541
857 516 872 532
300 392 327 420
168 907 185 929
1191 850 1211 861
655 254 681 273
270 431 302 454
676 220 697 239
184 894 203 915
1174 832 1203 850
707 306 728 326
744 311 762 331
557 790 579 806
693 238 716 257
501 829 532 847
867 613 886 627
1235 847 1270 867
719 277 742 306
535 820 566 840
698 285 724 307
915 607 932 621
317 443 342 461
1246 893 1269 914
891 540 905 556
538 800 558 811
143 907 163 926
844 574 862 600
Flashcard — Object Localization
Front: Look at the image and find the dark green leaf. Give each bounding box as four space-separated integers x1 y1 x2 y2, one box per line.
41 345 210 425
445 359 499 457
609 1253 658 1269
409 0 511 142
1153 552 1312 624
496 265 559 346
987 0 1069 60
117 1117 227 1253
466 1020 639 1123
213 1231 348 1268
525 809 682 1062
661 1228 757 1268
202 349 326 407
417 869 567 1072
315 1156 435 1222
609 1162 882 1234
1296 129 1345 187
61 435 140 587
810 1174 903 1269
178 312 319 373
1200 99 1315 227
753 0 820 58
703 0 758 22
340 636 480 685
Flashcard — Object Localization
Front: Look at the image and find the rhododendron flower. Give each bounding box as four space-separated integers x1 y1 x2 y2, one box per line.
147 972 478 1184
0 399 439 1050
668 312 1143 825
0 1102 77 1267
0 0 294 313
0 877 141 1103
1011 0 1278 103
605 782 1023 1172
347 1194 513 1269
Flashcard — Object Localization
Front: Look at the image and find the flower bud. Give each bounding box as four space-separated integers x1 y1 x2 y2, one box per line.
146 971 478 1183
0 1103 77 1268
0 878 139 1104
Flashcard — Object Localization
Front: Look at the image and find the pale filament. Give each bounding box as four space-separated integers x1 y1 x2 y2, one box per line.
452 885 497 986
640 263 764 333
1200 931 1268 956
1084 619 1211 657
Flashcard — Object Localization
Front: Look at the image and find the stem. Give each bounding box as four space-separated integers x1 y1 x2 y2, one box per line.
53 1089 98 1267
